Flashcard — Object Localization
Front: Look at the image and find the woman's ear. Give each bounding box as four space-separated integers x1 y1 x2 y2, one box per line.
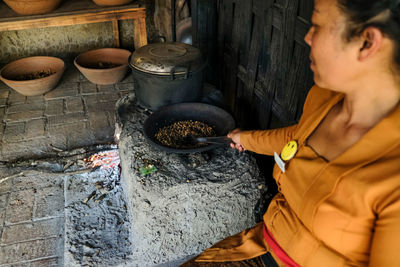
358 27 383 61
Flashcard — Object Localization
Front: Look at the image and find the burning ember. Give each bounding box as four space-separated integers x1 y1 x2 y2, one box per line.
80 148 122 205
84 150 120 169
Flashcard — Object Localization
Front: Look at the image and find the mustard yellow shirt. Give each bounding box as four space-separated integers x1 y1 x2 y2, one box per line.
196 86 400 266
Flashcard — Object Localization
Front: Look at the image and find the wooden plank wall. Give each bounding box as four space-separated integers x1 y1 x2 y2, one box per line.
217 0 315 129
191 0 218 85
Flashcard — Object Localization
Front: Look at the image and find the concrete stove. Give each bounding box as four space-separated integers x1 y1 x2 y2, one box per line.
116 94 265 266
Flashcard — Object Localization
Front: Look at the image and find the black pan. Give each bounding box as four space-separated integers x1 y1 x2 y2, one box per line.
143 102 235 153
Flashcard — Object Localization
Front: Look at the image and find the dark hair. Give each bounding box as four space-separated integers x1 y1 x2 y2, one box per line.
337 0 400 69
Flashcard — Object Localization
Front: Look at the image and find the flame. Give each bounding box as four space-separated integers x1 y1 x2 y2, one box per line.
85 150 120 169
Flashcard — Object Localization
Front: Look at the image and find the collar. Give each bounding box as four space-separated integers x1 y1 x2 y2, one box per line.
296 86 400 166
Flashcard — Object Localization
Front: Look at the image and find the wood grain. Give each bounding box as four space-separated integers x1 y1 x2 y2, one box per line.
133 17 147 49
0 0 147 49
112 20 120 47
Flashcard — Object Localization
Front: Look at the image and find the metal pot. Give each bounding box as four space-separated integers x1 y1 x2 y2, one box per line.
143 102 235 153
129 42 206 110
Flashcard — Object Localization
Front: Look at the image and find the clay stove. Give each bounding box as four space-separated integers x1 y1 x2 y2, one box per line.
115 94 265 265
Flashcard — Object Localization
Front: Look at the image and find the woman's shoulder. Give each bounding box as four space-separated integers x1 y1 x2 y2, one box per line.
305 85 339 106
300 85 341 117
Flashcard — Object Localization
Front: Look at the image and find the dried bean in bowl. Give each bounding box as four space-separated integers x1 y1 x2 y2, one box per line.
155 120 216 149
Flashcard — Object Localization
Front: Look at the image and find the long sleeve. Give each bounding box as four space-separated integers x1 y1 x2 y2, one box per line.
239 85 337 156
368 174 400 266
240 125 298 156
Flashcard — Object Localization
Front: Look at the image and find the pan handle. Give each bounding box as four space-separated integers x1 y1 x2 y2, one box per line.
192 136 232 145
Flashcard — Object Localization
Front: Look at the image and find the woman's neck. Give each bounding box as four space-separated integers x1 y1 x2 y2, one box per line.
339 76 400 129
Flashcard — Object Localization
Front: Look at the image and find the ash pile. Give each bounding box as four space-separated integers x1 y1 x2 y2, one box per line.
116 94 266 266
63 148 133 267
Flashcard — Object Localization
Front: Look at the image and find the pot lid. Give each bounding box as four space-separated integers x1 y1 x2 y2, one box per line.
129 42 205 75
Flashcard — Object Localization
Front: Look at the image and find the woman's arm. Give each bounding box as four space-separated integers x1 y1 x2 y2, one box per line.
228 124 298 155
227 85 335 155
369 185 400 266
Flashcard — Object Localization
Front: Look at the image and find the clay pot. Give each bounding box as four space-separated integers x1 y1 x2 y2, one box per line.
74 48 131 85
92 0 133 7
3 0 62 15
0 56 66 96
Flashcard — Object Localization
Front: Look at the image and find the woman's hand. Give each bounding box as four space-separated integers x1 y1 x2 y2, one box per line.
227 128 245 152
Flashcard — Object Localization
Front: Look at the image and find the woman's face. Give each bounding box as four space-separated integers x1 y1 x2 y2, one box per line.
304 0 360 91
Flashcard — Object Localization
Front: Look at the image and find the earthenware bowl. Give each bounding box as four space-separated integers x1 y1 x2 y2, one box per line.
0 56 66 96
3 0 62 15
74 48 131 85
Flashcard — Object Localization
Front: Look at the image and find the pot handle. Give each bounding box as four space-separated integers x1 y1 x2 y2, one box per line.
169 66 189 80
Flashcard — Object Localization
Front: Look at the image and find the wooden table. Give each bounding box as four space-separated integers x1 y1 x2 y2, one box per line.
0 0 148 49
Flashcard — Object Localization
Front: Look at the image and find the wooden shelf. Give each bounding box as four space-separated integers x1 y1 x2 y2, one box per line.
0 0 147 49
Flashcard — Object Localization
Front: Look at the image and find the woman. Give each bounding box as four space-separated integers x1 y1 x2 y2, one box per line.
182 0 400 266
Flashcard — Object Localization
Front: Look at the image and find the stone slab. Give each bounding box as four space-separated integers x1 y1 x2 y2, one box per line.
80 82 97 95
0 208 6 231
7 101 44 114
0 122 4 142
3 122 25 143
0 237 61 265
26 95 45 104
0 178 12 194
84 93 120 106
65 97 84 114
7 91 26 105
0 193 8 210
6 110 44 122
61 67 81 83
45 99 64 116
30 257 61 267
97 84 117 94
34 186 64 219
0 261 28 267
88 112 114 142
1 138 50 161
1 217 64 244
44 83 79 100
5 189 35 224
12 172 64 192
0 98 6 107
47 112 86 126
65 121 94 149
0 107 5 118
25 119 46 139
86 100 117 114
0 89 10 99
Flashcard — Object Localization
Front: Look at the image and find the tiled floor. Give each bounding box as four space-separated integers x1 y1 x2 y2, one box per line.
0 67 134 162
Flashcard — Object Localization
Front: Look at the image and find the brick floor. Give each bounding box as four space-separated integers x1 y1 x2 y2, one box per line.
0 67 134 161
0 67 134 266
0 172 65 266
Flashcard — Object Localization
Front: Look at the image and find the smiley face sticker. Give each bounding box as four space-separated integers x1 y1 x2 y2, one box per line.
281 140 298 161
